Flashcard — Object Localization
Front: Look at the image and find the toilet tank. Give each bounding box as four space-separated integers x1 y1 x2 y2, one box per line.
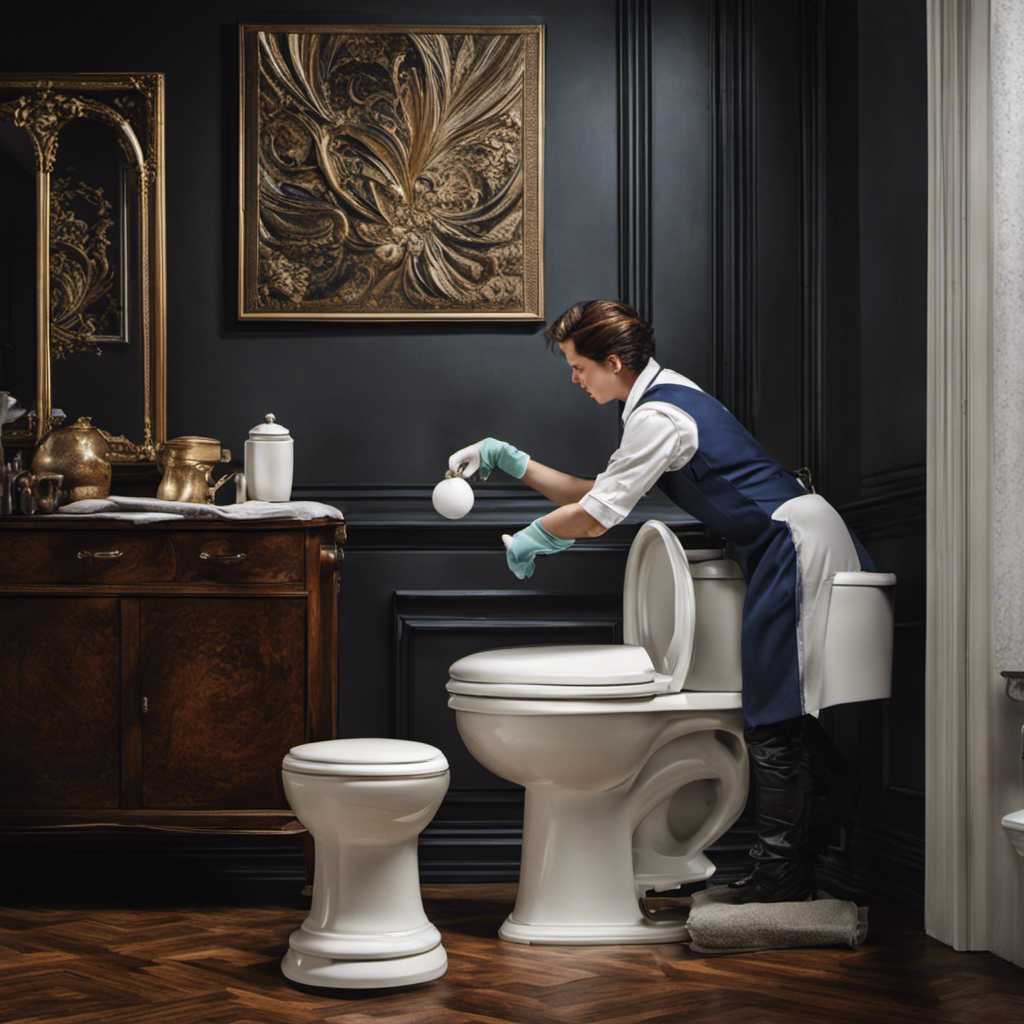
819 571 896 708
685 560 745 692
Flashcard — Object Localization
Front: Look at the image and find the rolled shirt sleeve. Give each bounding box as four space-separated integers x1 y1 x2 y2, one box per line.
579 404 699 528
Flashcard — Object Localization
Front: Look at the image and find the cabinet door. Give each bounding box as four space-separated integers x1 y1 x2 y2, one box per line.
0 597 121 808
138 597 306 809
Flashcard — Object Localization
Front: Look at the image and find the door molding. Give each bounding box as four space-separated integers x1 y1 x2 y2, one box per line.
925 0 993 951
617 0 653 323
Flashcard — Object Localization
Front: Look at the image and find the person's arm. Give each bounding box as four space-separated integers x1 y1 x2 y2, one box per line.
539 501 607 538
520 460 595 507
502 505 602 579
503 406 697 578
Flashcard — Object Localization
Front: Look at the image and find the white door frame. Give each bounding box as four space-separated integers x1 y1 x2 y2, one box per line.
925 0 993 951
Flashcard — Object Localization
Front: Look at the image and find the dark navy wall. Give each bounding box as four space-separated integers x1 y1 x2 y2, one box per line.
0 0 928 917
0 0 706 486
820 0 928 922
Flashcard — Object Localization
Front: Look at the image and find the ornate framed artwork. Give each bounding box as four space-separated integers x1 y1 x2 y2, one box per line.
239 24 544 321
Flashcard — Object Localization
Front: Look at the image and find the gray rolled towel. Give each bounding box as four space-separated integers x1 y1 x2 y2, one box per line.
683 885 869 954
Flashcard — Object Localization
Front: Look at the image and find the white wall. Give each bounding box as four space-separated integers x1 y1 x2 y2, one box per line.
990 0 1024 969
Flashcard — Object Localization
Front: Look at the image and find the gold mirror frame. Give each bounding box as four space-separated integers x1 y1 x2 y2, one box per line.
0 73 166 462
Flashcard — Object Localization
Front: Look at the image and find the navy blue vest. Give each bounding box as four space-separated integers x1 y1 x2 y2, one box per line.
636 381 806 562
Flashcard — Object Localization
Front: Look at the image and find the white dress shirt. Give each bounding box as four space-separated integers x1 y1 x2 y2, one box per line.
579 359 703 528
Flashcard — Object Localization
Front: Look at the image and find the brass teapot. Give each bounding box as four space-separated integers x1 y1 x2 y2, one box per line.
31 417 111 503
157 436 237 504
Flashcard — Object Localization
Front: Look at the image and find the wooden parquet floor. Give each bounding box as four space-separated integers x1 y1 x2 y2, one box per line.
0 884 1021 1024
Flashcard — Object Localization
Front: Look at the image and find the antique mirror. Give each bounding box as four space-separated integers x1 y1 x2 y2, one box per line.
0 73 166 463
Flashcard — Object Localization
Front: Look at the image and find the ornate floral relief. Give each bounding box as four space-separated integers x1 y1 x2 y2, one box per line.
246 28 542 317
10 92 84 171
49 174 120 360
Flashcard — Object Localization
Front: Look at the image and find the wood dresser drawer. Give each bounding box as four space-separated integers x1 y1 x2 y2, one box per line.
0 529 306 587
0 530 177 584
170 530 305 585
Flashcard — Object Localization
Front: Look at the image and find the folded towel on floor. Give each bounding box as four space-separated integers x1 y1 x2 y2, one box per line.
682 885 868 954
56 496 344 524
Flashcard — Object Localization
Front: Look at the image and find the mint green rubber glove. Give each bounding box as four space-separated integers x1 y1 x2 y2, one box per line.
503 519 575 579
449 438 530 481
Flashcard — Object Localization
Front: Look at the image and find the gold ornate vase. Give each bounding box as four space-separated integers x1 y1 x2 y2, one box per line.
31 417 111 503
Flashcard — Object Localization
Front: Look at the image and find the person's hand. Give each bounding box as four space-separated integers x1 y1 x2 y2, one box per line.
502 519 575 579
448 438 530 481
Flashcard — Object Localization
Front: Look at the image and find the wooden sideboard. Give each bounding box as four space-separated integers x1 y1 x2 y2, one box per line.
0 516 343 851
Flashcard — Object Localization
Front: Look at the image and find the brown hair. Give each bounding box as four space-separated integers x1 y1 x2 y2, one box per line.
545 299 655 372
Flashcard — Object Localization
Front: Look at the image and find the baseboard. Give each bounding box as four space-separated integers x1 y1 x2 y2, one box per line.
0 833 309 903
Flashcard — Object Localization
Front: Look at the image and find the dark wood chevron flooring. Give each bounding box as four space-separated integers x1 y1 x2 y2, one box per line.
0 884 1021 1024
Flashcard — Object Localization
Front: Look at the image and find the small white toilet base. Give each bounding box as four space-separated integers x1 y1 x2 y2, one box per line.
281 944 448 989
499 916 688 946
279 738 450 991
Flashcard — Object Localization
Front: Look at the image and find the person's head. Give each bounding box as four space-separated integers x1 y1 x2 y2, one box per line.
545 299 654 404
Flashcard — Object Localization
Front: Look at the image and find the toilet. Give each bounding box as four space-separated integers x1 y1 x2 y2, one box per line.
447 519 896 945
280 738 450 988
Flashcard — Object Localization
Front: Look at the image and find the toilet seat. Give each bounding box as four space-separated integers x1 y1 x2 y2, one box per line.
282 738 449 778
447 689 743 715
448 521 705 701
447 644 672 699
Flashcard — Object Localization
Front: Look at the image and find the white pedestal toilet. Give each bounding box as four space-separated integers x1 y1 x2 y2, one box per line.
447 520 896 945
280 738 450 988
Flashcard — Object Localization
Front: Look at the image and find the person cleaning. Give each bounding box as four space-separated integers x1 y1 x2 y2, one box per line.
448 298 867 903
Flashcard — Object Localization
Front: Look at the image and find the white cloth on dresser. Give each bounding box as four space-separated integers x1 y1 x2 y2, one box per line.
55 496 343 524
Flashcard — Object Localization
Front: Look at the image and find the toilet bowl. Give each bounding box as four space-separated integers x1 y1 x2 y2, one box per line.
280 738 450 988
447 520 896 945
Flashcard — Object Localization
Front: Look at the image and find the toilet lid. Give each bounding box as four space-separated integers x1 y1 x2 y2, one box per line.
446 644 673 699
622 521 696 690
282 738 449 777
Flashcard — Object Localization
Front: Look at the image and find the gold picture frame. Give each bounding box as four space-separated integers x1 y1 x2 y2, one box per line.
238 24 544 321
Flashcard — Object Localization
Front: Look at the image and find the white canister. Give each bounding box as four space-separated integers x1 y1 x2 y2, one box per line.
244 414 294 502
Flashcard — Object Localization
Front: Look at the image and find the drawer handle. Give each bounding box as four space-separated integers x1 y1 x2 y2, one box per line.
199 551 247 563
77 550 124 560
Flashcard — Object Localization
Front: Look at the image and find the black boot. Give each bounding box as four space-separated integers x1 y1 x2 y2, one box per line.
728 716 816 902
801 715 860 859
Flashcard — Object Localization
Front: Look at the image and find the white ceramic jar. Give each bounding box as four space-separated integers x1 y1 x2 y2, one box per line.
245 414 293 501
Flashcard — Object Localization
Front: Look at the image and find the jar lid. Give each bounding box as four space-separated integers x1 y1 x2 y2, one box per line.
248 413 291 440
162 436 224 461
